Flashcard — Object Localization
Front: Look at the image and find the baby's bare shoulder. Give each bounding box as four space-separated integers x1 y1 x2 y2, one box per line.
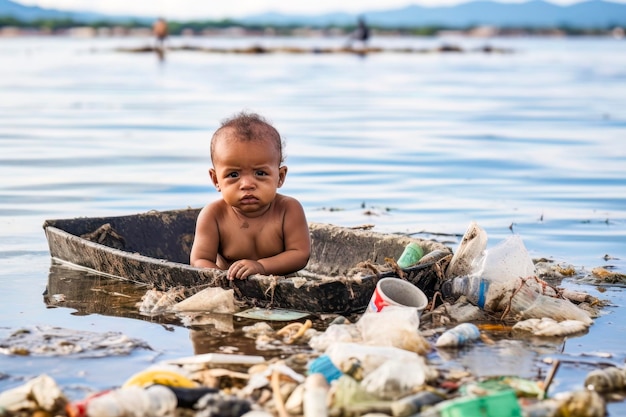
198 200 229 221
274 193 303 208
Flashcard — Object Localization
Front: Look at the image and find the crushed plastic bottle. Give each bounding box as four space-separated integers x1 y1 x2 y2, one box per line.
444 275 592 324
446 221 488 279
66 385 177 417
509 284 592 325
435 323 481 348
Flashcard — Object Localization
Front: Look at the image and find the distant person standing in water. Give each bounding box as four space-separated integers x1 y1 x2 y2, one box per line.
347 16 370 49
153 17 168 51
190 111 311 280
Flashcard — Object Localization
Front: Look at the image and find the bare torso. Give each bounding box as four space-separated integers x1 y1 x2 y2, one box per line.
212 195 289 269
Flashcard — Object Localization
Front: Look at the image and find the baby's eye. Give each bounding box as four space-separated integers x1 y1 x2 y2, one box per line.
255 170 268 176
227 172 239 178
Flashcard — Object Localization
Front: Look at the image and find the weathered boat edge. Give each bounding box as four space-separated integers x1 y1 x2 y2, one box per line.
43 209 452 314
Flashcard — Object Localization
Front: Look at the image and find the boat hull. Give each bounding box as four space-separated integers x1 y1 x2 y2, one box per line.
43 208 452 314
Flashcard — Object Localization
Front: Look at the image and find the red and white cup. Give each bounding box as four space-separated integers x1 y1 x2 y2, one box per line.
367 277 428 314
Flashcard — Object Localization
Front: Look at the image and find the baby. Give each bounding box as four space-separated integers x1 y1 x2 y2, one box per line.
190 111 311 280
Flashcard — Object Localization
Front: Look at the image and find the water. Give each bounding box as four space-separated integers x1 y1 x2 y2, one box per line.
1 34 625 409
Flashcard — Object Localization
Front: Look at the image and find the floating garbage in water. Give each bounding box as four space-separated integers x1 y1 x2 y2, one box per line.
585 365 626 393
234 308 310 321
1 220 615 417
436 323 481 348
357 306 430 355
0 374 67 414
0 325 150 357
66 385 178 417
172 287 238 314
136 287 186 315
441 232 593 325
512 317 589 337
360 357 436 400
122 366 198 388
591 266 626 283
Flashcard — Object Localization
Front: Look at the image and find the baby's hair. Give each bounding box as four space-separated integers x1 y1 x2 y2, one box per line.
211 111 285 165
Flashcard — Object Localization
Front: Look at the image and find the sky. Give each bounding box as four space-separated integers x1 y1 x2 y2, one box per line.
15 0 626 20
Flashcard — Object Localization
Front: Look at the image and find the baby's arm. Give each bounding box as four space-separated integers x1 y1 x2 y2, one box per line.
227 198 311 280
190 205 221 269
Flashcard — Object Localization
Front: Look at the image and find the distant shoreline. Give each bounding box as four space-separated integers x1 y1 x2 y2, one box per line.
0 20 624 40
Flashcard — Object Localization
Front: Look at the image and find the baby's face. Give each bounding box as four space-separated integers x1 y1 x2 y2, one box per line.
210 135 286 217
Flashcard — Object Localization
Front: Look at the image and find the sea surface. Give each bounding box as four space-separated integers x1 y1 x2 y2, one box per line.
0 34 625 411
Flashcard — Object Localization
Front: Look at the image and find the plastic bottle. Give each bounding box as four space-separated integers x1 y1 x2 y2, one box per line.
307 355 343 383
435 323 481 348
441 275 492 310
509 284 592 325
303 373 329 417
66 385 177 417
444 234 537 310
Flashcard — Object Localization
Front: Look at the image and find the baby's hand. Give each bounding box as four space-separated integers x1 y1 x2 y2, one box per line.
228 260 266 280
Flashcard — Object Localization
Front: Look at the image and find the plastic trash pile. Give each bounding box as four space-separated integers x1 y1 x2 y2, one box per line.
0 222 614 417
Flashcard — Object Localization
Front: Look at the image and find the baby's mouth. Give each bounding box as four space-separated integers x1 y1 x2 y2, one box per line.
240 195 258 204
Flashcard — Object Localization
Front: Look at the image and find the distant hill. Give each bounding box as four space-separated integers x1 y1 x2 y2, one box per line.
1 0 625 28
0 0 147 23
243 0 626 28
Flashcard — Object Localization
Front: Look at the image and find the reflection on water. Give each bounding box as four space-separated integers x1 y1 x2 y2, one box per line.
45 263 153 321
0 36 625 412
44 262 319 359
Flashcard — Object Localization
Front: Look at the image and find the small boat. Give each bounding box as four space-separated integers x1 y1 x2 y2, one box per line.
43 208 452 314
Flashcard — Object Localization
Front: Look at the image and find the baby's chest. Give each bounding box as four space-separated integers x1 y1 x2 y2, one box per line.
220 224 284 260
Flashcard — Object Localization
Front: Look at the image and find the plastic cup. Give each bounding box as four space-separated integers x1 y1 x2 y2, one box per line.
367 277 428 313
397 243 424 268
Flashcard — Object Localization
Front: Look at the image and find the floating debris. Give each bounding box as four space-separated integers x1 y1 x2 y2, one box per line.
0 326 150 357
436 323 481 348
512 317 589 337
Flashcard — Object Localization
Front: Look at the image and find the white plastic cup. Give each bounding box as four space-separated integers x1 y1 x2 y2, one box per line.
367 277 428 313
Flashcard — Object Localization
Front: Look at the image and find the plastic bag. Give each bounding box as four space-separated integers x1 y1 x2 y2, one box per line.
172 287 237 314
308 323 361 352
357 306 430 355
325 342 422 377
471 234 535 282
360 358 436 400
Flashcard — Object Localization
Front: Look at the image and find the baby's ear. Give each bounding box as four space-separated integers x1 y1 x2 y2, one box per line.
278 166 288 187
209 168 219 190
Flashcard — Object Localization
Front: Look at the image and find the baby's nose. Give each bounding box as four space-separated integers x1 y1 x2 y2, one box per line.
240 175 256 188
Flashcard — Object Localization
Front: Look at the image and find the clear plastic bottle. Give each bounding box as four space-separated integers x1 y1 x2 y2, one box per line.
442 275 492 310
509 284 592 325
68 385 177 417
435 323 481 348
443 272 591 324
444 234 539 311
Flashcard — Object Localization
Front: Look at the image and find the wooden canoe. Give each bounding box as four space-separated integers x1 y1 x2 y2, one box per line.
43 208 452 314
